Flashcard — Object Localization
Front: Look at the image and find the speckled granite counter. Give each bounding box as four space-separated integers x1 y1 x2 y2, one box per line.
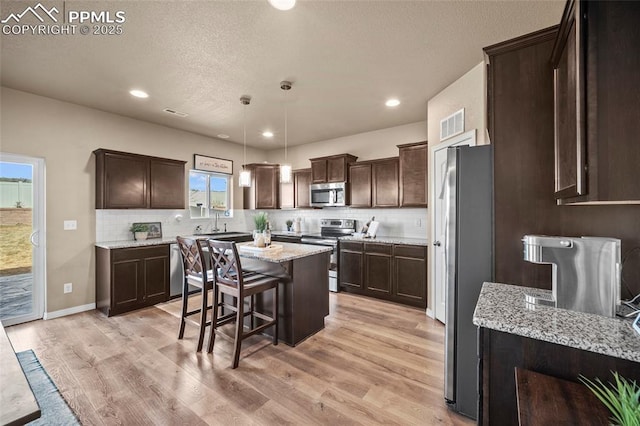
473 282 640 363
339 235 428 246
95 233 252 249
237 242 331 263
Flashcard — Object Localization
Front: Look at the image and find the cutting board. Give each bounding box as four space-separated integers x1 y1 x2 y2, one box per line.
238 243 283 254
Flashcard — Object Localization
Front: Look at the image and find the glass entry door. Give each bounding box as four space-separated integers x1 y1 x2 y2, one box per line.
0 153 45 326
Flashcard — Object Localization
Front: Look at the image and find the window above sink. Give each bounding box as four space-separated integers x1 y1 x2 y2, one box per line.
189 170 232 219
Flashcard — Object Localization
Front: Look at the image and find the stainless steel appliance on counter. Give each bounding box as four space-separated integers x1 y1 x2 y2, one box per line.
310 182 347 207
522 235 621 317
444 145 493 420
301 219 356 292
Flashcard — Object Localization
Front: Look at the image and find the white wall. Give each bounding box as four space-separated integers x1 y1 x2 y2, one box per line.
427 62 486 148
266 121 427 168
0 87 266 313
425 62 486 315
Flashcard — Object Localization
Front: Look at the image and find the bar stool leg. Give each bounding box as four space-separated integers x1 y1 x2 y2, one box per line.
232 295 244 369
178 279 188 340
197 285 208 352
207 286 218 353
273 285 278 346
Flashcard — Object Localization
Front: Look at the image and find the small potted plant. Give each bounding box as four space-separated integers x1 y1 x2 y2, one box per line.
286 219 294 232
580 372 640 426
253 212 268 246
253 212 268 233
129 223 149 241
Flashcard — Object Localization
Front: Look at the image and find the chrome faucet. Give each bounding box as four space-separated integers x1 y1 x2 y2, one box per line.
522 235 621 317
211 212 220 233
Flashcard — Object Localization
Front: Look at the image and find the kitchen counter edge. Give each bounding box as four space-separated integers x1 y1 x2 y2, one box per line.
473 282 640 363
95 233 252 249
339 236 428 246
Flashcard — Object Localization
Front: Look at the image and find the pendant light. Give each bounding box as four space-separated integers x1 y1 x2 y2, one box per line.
280 80 292 184
239 95 252 187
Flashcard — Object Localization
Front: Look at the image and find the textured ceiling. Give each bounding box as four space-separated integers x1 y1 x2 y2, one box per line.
0 1 564 148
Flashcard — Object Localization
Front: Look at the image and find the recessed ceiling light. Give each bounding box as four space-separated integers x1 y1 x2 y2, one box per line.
385 99 400 107
268 0 296 11
262 131 274 138
217 134 230 139
129 89 149 99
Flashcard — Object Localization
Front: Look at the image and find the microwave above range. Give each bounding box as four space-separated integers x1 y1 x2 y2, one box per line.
310 182 347 207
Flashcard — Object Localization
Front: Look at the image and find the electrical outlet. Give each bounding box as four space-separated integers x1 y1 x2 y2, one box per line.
63 220 77 230
415 219 422 227
63 283 72 293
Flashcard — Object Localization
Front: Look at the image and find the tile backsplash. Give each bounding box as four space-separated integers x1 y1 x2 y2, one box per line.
96 207 428 242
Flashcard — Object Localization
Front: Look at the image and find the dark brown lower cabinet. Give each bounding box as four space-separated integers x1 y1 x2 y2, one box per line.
339 241 426 308
479 328 640 425
339 242 364 290
393 245 427 306
364 243 392 295
96 245 170 316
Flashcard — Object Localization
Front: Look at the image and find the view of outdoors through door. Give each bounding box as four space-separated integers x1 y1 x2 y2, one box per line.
0 155 44 325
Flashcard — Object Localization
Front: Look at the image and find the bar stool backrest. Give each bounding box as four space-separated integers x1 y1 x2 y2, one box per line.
206 240 242 289
176 236 205 280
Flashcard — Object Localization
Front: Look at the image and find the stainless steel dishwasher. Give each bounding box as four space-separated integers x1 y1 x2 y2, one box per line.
170 243 197 298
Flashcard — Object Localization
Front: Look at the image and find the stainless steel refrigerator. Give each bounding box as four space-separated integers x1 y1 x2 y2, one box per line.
443 145 493 420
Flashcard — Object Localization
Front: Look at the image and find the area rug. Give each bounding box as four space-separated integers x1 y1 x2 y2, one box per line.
16 350 80 425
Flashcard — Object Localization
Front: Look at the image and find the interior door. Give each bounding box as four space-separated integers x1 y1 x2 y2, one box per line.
0 153 46 326
429 130 476 323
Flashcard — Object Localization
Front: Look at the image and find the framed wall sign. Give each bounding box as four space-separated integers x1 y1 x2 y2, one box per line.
194 154 233 175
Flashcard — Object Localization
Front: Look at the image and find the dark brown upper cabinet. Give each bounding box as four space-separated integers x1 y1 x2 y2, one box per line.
94 149 186 209
348 158 399 208
310 154 357 183
398 142 428 207
552 0 586 200
553 0 640 204
293 168 312 208
372 157 399 208
243 163 280 209
348 163 372 208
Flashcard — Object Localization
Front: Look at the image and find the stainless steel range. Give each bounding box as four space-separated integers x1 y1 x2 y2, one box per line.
301 219 356 292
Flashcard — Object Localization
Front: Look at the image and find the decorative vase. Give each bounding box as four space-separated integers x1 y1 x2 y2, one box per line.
134 231 148 241
253 230 265 247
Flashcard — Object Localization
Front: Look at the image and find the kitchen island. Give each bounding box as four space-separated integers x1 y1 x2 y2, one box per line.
235 242 332 346
97 238 331 346
474 282 640 425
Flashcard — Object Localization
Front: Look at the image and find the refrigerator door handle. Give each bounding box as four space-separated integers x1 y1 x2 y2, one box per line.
444 148 457 404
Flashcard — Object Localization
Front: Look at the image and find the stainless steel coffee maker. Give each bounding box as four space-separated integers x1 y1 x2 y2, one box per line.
522 235 621 317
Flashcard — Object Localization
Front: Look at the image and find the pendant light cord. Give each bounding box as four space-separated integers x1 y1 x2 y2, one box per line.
243 103 247 165
284 89 288 162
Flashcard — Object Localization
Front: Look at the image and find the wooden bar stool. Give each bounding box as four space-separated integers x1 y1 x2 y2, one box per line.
204 239 279 369
175 236 214 352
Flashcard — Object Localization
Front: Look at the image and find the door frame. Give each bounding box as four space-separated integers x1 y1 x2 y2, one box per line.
0 153 46 326
427 129 476 320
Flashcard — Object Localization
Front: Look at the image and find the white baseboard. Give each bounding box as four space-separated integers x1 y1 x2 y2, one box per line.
426 308 434 318
44 303 96 320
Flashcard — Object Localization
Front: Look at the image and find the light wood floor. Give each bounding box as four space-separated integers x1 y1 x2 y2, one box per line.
6 292 473 425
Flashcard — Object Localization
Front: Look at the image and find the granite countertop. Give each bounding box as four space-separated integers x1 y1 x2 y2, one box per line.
339 235 428 246
473 282 640 363
95 233 252 249
236 242 331 263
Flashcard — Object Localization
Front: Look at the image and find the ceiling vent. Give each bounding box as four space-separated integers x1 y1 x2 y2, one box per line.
162 108 189 118
440 108 464 141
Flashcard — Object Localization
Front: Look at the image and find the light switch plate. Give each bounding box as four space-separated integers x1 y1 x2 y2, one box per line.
63 220 77 230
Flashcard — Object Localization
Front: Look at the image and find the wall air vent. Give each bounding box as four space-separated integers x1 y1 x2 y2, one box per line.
162 108 189 118
440 108 465 141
